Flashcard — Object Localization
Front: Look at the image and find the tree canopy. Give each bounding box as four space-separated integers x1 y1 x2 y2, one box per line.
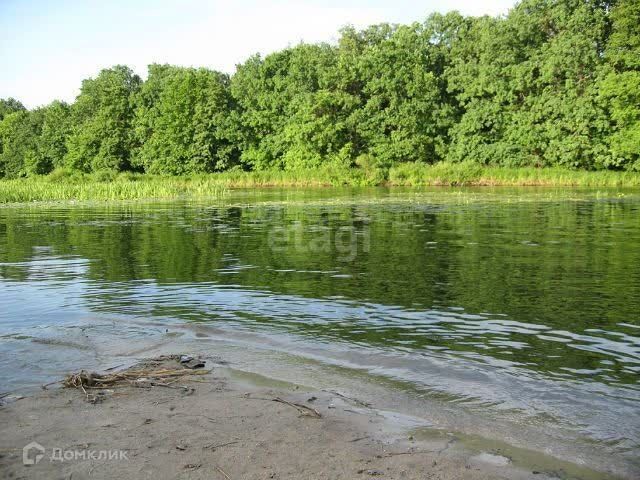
1 0 638 178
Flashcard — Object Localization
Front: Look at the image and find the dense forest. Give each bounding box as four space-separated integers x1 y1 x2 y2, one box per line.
1 0 638 179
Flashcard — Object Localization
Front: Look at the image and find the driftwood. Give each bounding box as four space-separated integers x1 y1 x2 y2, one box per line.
63 366 209 403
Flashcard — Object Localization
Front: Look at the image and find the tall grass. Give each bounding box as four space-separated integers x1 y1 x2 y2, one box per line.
388 162 640 187
206 165 379 187
213 162 640 188
1 163 639 204
0 172 228 204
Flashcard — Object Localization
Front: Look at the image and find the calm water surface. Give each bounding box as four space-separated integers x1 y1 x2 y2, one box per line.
1 188 639 475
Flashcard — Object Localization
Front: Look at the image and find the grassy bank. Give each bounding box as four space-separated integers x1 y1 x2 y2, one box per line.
1 163 639 203
388 162 640 187
0 173 228 203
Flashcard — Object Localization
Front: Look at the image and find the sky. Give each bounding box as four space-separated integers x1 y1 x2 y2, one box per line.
0 0 516 108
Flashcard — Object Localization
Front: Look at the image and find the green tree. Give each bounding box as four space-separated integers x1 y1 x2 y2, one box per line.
64 65 141 172
230 44 349 170
0 98 25 121
279 42 359 170
36 101 72 172
347 20 458 166
447 0 611 169
0 109 44 177
132 64 237 174
598 0 640 169
0 98 27 167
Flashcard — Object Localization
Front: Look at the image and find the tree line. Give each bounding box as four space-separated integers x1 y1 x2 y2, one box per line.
1 0 638 179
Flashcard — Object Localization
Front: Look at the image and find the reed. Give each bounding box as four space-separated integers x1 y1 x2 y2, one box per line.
2 163 638 204
0 172 228 203
388 162 640 187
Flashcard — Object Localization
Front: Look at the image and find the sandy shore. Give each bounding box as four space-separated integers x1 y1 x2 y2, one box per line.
0 356 619 480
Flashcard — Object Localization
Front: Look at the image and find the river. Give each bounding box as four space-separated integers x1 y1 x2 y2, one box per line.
1 187 638 477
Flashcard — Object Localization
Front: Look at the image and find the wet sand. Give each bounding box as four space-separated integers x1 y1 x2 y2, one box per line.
0 356 581 480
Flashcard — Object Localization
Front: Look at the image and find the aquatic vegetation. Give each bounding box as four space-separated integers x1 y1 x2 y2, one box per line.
0 172 227 203
2 163 640 203
387 162 640 187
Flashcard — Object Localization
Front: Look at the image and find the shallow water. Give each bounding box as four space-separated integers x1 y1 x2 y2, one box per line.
1 187 639 476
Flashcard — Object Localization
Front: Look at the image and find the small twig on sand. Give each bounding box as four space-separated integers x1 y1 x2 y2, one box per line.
78 382 95 403
204 441 239 451
170 412 218 423
104 364 125 371
41 380 61 390
215 465 231 479
384 450 434 457
324 389 372 408
149 382 192 392
273 397 322 418
244 395 322 418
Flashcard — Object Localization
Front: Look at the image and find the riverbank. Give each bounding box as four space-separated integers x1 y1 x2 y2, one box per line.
0 355 614 480
1 163 639 203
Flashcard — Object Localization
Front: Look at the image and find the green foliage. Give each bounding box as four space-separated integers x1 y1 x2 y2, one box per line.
447 0 613 169
64 65 141 173
2 0 639 181
36 101 72 173
599 71 640 169
605 0 640 71
348 20 456 165
597 0 640 170
0 98 28 177
0 109 44 178
0 98 25 121
0 101 73 178
230 44 351 170
132 64 237 174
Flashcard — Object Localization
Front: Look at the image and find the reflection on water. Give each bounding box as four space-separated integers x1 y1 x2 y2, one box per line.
0 188 639 473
